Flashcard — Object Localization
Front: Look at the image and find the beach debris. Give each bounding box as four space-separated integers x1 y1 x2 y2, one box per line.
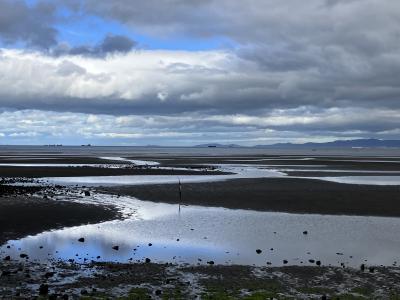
39 284 49 295
256 249 262 254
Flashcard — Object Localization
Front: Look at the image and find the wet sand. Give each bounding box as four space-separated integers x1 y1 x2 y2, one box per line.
0 185 121 245
0 166 227 178
100 177 400 217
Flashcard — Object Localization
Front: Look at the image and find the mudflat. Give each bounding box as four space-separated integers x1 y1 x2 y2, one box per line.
100 177 400 217
0 185 120 245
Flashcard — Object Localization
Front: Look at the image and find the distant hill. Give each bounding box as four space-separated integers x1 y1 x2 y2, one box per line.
254 139 400 149
194 139 400 149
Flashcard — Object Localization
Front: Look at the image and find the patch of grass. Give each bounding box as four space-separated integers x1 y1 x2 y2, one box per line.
120 288 151 300
351 286 373 296
297 286 333 295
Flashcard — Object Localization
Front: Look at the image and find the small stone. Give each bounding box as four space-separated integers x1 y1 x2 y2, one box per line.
369 267 375 273
256 249 262 254
283 260 288 264
207 260 215 265
3 256 10 261
155 290 162 295
148 243 152 246
360 264 365 271
316 260 321 266
19 253 28 259
112 246 119 251
39 284 49 295
145 258 151 263
84 191 90 196
303 231 308 235
78 238 85 243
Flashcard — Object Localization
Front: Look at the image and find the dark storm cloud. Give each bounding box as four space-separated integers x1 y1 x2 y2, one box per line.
0 0 57 48
52 34 136 57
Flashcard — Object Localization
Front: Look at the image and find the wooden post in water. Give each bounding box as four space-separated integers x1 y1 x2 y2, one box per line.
178 178 182 212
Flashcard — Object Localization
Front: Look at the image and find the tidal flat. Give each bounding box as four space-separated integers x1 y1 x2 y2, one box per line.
1 146 400 299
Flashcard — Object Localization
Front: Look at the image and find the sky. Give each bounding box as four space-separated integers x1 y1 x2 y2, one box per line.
0 0 399 146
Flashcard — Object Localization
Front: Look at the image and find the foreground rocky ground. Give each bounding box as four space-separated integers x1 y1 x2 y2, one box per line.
1 259 400 299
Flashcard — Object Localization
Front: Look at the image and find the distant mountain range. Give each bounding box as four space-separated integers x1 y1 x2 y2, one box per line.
194 139 400 148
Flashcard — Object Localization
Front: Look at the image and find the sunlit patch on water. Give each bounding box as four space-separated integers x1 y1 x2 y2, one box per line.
2 195 400 268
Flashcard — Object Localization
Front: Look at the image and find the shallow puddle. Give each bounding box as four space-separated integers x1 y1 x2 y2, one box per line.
2 195 400 268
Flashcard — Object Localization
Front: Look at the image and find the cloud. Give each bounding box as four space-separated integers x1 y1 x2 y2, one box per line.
0 0 57 48
1 108 400 146
52 34 136 57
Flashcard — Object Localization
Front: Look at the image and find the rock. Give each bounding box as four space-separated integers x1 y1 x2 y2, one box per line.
303 231 308 235
321 295 327 300
3 255 10 261
207 260 215 265
148 243 152 246
19 253 29 259
112 246 119 251
145 258 151 263
316 260 321 266
283 260 288 264
81 289 88 295
1 270 11 277
360 264 365 271
78 238 85 243
369 267 375 273
39 284 49 295
256 249 262 254
155 290 162 295
45 272 55 278
84 191 90 196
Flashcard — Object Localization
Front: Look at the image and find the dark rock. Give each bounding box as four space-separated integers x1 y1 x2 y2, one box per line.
360 264 365 271
81 289 88 295
39 284 49 295
1 270 11 277
283 260 288 264
84 191 90 196
321 295 327 300
19 253 29 259
112 246 119 251
316 260 321 266
3 255 10 261
207 260 215 265
45 272 55 278
145 258 151 263
303 231 308 235
369 267 375 273
308 259 315 263
148 243 152 246
155 290 162 295
78 238 85 243
256 249 262 254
